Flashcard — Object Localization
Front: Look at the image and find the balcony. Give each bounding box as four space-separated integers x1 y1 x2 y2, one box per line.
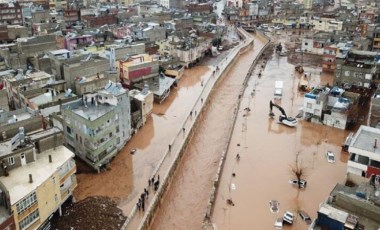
85 136 116 157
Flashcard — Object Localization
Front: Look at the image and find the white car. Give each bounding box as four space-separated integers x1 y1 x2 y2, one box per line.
289 179 307 188
274 217 283 229
326 151 335 163
283 211 294 224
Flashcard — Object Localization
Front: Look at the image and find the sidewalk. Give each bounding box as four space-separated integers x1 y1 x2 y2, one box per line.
123 29 255 230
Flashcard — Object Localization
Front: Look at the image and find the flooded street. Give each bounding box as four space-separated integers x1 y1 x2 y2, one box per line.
211 42 350 229
150 35 266 229
74 64 210 211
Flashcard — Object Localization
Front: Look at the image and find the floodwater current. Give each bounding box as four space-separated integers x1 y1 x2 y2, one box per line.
150 35 266 229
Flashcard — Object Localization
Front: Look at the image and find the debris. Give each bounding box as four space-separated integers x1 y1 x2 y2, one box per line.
130 148 136 154
230 183 236 190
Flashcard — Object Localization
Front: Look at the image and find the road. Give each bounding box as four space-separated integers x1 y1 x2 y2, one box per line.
210 33 349 229
150 34 267 230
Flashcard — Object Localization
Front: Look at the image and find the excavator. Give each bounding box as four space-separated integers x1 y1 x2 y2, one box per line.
269 100 298 127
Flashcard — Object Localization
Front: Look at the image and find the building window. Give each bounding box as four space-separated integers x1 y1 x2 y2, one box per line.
16 192 37 215
116 126 120 133
316 100 321 105
307 103 312 109
7 157 15 166
19 209 39 230
52 177 56 184
66 126 72 134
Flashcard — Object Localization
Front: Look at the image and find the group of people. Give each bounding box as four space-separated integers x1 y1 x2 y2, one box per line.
136 175 161 213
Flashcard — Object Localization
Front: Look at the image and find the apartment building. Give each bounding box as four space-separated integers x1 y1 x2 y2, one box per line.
335 50 377 88
347 125 380 178
0 128 77 230
0 2 23 25
53 81 131 172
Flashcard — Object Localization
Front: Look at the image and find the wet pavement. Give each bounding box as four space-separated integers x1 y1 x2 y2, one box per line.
210 38 351 229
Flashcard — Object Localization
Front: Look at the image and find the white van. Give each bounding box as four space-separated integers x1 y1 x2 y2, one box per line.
274 81 283 98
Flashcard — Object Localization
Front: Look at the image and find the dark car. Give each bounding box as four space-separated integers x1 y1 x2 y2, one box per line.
299 210 312 225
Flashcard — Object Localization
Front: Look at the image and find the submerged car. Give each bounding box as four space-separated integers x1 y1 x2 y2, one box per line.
269 200 280 213
283 211 294 224
274 217 283 229
299 210 312 225
326 151 335 163
289 179 307 188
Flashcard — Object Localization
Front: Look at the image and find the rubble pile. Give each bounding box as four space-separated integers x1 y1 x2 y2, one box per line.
51 197 126 230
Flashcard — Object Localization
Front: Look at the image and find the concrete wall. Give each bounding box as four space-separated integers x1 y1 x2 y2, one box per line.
122 29 269 230
0 116 43 141
334 192 380 222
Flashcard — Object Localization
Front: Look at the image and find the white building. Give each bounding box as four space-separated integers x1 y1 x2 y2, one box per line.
348 125 380 178
310 17 343 32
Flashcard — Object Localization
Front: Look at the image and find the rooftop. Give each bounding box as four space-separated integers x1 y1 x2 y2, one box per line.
0 146 74 205
29 92 76 106
319 203 348 223
72 103 114 121
350 125 380 154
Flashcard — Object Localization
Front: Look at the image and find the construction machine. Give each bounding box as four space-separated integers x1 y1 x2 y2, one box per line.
269 100 297 127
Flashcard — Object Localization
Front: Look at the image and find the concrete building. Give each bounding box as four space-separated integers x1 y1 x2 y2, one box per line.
0 107 42 142
310 17 343 32
369 91 380 128
303 86 330 123
314 183 380 230
0 2 23 25
335 50 378 88
74 72 118 96
322 42 352 73
347 125 380 178
323 88 360 130
0 128 77 230
52 81 131 172
129 88 153 130
62 54 110 90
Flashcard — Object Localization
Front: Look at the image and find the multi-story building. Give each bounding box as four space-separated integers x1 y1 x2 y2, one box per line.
347 125 380 178
314 183 380 230
0 127 77 230
0 2 23 25
52 81 131 172
310 16 343 32
369 91 380 128
129 87 153 129
335 50 377 88
322 45 337 72
303 86 330 123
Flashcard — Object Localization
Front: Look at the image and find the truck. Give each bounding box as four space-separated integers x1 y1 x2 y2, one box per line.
274 81 283 99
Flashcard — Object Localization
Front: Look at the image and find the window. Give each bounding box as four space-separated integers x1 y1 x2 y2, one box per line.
316 100 321 105
16 192 37 215
7 157 15 166
116 126 120 133
66 126 72 134
304 42 308 46
19 209 39 230
52 177 56 184
307 103 312 109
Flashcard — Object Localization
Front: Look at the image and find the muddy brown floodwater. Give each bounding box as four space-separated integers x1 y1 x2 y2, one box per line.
210 42 351 229
150 35 266 229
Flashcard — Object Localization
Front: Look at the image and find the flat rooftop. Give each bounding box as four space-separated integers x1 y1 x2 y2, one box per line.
72 103 114 121
351 125 380 154
0 146 74 205
29 92 75 106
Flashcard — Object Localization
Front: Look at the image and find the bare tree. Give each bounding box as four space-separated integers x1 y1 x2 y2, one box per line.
291 152 306 189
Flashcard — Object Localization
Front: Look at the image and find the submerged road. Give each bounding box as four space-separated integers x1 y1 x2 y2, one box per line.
150 34 266 230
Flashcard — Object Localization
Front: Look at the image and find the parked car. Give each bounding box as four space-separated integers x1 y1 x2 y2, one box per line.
326 151 335 163
289 179 307 188
274 217 283 229
283 211 294 224
299 210 312 225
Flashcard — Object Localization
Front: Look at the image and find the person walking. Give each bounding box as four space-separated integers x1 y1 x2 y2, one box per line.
168 144 172 152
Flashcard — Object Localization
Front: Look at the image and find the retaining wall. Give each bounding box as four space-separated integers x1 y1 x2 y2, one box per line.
122 28 262 230
202 30 271 227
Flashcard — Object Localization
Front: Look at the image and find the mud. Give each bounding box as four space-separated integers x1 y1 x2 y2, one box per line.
149 36 266 230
